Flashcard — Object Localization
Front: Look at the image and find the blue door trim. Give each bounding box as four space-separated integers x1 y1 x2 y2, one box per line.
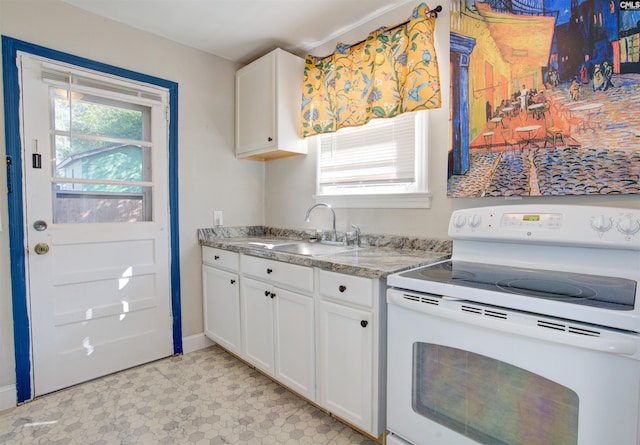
1 36 182 403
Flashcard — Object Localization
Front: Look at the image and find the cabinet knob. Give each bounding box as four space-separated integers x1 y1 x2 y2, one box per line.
360 320 368 328
338 285 347 293
214 255 220 260
264 290 270 297
230 279 236 284
270 292 276 299
267 136 273 142
267 268 273 274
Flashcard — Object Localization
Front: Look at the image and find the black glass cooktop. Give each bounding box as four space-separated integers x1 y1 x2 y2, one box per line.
398 260 636 310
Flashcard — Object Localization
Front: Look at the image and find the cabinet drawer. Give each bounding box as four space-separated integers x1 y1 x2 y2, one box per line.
202 247 239 271
241 255 313 293
319 270 373 308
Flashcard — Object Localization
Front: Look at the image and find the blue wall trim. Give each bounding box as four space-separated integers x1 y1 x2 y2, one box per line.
1 36 182 402
2 36 31 404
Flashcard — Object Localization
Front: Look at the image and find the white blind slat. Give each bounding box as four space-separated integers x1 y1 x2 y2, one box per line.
319 113 416 186
40 62 164 105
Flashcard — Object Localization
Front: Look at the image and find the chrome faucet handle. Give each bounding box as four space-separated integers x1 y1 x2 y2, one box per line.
350 224 361 246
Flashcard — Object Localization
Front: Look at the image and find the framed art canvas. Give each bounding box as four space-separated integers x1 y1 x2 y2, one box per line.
448 0 640 197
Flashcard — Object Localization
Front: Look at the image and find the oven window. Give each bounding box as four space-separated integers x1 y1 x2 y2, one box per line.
412 343 579 445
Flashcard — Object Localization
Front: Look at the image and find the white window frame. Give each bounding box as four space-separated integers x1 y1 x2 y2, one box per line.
313 110 431 209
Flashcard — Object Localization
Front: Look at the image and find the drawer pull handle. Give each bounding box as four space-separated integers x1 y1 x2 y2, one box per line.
264 290 270 297
214 255 220 260
270 292 276 299
361 320 368 328
267 268 273 274
338 285 347 293
230 279 236 285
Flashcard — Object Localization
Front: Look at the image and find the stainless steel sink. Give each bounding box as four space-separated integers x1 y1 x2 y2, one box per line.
245 239 359 257
246 240 300 249
271 242 358 257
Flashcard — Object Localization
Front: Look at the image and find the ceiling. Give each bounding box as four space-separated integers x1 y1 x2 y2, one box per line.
61 0 416 64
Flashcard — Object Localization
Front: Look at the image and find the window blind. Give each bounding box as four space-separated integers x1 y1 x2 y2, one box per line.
318 113 416 187
39 61 164 105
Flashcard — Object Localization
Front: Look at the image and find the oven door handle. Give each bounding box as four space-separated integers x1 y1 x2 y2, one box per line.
388 290 638 356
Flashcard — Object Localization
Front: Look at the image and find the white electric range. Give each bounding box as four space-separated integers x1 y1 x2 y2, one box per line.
386 205 640 445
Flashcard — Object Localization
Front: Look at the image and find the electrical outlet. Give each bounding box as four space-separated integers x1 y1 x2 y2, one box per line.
213 210 223 226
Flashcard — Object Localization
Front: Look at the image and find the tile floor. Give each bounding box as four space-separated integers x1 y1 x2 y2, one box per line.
0 346 376 444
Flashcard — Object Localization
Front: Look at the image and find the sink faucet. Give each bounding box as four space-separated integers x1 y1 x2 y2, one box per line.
305 203 337 242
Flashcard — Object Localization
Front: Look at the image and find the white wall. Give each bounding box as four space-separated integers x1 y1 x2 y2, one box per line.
0 0 265 399
265 2 640 238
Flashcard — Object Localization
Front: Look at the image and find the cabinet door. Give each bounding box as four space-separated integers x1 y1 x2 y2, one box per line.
241 277 275 374
318 300 373 433
236 52 275 154
274 287 314 400
202 265 241 354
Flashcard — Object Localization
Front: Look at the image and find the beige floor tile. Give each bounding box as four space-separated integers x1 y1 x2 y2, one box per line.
0 346 376 445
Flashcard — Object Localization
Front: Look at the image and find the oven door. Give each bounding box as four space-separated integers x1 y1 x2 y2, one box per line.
387 288 640 445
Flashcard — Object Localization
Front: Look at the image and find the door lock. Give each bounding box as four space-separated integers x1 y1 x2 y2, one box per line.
34 243 50 255
33 220 48 231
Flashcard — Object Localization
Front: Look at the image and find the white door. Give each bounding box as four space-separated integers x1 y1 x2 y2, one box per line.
19 54 173 396
241 277 275 374
273 287 314 399
202 264 241 354
235 50 275 154
317 300 373 432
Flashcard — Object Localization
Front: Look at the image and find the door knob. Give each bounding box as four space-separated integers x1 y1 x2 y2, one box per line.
34 242 50 255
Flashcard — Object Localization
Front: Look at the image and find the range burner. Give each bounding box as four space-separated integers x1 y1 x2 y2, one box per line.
496 278 596 299
399 260 636 310
414 261 476 281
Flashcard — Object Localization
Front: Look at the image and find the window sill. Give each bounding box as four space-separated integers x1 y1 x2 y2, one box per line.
313 193 432 209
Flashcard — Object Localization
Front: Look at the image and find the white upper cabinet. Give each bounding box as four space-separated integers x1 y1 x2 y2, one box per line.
235 48 307 160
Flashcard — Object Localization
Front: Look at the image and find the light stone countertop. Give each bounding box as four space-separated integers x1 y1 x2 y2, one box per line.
198 227 452 279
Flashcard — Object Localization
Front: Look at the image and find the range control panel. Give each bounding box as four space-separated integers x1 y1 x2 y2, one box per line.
500 212 563 229
449 205 640 249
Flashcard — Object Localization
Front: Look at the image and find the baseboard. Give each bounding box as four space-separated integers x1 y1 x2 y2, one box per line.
0 384 16 412
182 333 214 354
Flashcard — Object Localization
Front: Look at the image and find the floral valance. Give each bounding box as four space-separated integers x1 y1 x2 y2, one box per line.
300 2 441 138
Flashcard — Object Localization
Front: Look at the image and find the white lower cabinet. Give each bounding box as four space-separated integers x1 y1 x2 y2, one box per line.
202 248 384 438
202 248 242 355
317 269 384 438
241 277 275 373
241 276 315 400
317 299 373 432
273 287 315 399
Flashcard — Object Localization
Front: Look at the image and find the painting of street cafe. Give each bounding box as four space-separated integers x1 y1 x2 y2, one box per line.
448 0 640 197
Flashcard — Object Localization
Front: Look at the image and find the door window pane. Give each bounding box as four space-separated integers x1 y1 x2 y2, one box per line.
50 86 153 223
53 184 151 223
52 89 147 141
53 136 150 183
412 342 579 445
